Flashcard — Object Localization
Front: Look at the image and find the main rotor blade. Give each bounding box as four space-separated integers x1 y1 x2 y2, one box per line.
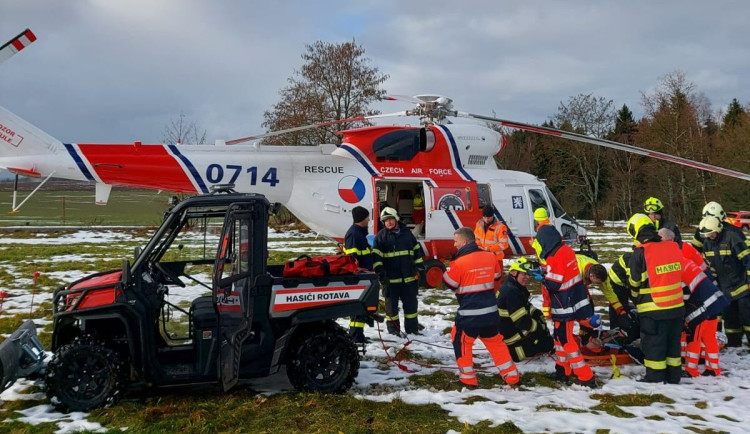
0 29 36 66
385 94 424 105
226 111 408 145
460 112 750 182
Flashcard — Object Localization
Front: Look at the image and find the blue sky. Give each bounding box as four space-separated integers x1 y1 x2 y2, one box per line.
1 0 748 144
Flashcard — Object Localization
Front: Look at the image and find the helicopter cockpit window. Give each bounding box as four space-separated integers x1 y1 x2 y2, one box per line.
528 189 547 213
545 187 566 218
372 130 420 161
477 184 492 209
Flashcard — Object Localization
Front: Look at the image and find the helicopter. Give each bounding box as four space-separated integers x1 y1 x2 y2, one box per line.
2 29 750 288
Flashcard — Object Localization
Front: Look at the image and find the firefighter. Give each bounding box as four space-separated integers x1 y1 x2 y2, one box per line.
412 191 425 237
643 196 682 245
699 215 750 347
443 227 520 387
534 207 551 231
607 252 640 342
474 204 509 266
691 201 748 251
533 225 596 387
497 257 554 362
373 207 424 336
660 227 728 377
627 213 698 384
343 206 373 343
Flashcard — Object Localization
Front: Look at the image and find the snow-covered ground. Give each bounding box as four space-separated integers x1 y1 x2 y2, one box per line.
1 227 749 433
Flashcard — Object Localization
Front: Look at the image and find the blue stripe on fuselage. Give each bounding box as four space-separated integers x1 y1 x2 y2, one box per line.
339 144 379 177
438 125 473 181
63 144 95 182
168 145 209 194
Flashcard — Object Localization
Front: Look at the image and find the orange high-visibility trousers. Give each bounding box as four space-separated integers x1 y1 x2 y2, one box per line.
553 320 593 381
452 324 520 386
684 318 720 377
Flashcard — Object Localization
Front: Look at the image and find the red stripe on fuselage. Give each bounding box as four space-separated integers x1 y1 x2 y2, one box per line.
76 144 198 192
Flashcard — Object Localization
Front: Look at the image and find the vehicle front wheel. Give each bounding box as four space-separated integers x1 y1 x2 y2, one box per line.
45 336 126 412
286 324 359 393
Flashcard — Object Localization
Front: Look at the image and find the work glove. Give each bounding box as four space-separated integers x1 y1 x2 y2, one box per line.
529 268 544 282
613 304 626 317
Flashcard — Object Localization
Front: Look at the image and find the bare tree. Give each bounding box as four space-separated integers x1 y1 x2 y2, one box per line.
262 40 389 145
162 112 207 145
553 94 616 225
638 71 712 223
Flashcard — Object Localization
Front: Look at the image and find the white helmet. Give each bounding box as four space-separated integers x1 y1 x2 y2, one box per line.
380 207 400 222
702 201 726 220
699 215 722 235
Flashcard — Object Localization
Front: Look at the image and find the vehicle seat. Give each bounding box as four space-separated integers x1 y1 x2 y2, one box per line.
191 296 218 331
396 190 414 222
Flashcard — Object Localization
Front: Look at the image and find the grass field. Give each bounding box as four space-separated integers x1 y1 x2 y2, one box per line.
1 204 749 432
0 188 173 227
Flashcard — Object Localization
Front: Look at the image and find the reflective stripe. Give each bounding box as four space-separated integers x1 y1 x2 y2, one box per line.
731 284 749 298
504 333 522 344
443 271 459 288
458 305 498 316
498 308 511 317
739 249 750 260
455 282 495 294
510 307 526 321
349 321 365 328
388 276 417 283
385 314 399 321
644 359 666 370
514 347 525 360
560 274 582 290
666 357 681 367
685 273 706 292
497 360 515 371
546 271 564 281
570 360 586 369
343 246 371 256
381 250 413 257
404 312 418 319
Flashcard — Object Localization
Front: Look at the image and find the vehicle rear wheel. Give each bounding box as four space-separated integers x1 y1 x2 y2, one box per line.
45 336 125 412
287 324 359 393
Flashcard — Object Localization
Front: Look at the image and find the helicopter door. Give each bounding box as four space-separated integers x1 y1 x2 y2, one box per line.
214 205 254 391
425 185 475 241
526 188 550 233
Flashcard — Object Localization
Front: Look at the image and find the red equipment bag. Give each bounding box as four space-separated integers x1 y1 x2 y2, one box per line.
282 254 360 278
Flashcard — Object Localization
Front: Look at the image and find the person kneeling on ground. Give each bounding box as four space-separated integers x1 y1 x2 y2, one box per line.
497 257 554 362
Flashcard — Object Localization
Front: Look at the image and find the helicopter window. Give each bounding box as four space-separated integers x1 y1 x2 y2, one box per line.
545 187 566 218
477 184 492 209
372 130 420 161
528 189 547 213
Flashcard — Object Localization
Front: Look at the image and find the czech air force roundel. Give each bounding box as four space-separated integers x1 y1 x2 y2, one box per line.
338 176 366 203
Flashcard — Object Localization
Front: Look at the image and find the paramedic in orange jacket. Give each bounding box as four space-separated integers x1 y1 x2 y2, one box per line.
443 227 519 387
533 225 596 387
474 204 509 266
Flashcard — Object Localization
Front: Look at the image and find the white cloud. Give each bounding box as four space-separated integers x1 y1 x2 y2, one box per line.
1 0 749 143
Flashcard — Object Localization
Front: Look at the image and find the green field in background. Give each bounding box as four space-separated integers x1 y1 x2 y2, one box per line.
0 189 174 227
